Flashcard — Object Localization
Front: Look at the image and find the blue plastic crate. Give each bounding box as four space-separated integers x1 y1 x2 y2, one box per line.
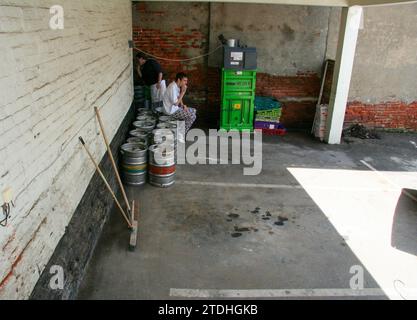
254 96 282 111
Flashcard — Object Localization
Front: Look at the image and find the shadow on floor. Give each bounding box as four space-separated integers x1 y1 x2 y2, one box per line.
391 189 417 256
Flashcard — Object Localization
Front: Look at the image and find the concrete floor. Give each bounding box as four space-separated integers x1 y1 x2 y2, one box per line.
77 132 417 300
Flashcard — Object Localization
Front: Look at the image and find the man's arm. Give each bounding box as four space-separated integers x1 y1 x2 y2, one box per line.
174 89 186 106
166 85 185 106
177 86 188 109
156 72 163 89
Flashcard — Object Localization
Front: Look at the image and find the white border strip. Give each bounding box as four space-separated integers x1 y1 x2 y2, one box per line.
176 180 397 192
176 181 302 189
170 288 387 298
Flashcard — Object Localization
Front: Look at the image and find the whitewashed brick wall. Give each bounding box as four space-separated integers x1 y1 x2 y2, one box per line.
0 0 133 299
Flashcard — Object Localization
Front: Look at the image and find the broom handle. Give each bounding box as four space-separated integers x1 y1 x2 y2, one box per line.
312 60 329 134
94 107 131 214
79 137 132 229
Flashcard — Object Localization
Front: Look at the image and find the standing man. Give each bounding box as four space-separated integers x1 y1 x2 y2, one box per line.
136 52 166 111
163 72 197 134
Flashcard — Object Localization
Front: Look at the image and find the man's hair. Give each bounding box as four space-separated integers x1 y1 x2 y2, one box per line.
136 52 147 60
176 72 187 81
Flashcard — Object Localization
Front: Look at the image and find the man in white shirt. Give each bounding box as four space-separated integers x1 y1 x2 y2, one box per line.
163 72 197 133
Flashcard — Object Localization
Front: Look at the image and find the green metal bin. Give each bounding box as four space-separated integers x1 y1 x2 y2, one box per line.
220 69 257 131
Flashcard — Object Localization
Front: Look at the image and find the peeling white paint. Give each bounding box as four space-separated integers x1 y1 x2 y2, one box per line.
0 0 133 299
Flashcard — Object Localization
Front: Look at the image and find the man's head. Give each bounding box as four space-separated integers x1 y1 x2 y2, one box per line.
136 52 147 66
175 72 188 88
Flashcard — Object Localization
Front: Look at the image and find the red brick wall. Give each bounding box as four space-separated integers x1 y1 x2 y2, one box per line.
132 2 209 126
132 26 207 82
345 101 417 130
256 73 321 129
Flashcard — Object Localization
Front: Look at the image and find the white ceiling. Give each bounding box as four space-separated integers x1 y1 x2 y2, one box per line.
144 0 417 8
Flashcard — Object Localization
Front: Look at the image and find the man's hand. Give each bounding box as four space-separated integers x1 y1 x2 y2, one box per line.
183 105 189 112
181 85 188 94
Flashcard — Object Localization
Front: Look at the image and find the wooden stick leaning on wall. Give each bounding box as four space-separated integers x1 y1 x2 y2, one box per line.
129 200 139 251
311 60 329 135
79 137 132 229
94 107 132 216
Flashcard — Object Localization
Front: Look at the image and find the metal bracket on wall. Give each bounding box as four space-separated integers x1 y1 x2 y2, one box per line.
128 40 133 49
1 201 14 227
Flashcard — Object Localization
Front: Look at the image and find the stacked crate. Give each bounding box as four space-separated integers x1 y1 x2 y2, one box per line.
254 96 286 135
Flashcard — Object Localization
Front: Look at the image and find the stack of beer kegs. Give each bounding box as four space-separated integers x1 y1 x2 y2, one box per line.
120 93 154 186
120 101 179 188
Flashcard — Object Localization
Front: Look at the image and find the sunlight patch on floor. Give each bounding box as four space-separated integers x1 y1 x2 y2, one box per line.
288 167 417 300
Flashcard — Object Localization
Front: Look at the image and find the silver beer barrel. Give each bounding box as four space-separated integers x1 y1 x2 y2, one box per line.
158 115 172 123
133 120 155 132
129 129 150 146
148 144 176 188
152 129 175 144
127 136 148 146
120 143 148 186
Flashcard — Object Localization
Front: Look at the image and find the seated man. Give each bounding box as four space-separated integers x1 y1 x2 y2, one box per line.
162 72 197 134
